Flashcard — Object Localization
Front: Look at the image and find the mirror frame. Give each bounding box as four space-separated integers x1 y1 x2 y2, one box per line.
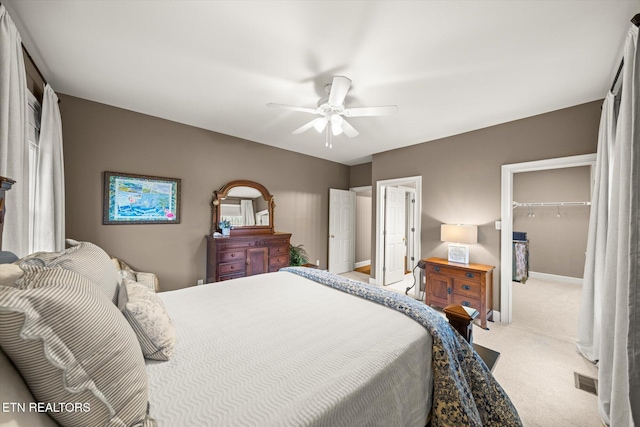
211 180 275 235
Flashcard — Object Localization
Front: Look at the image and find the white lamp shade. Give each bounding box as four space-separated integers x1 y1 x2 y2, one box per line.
441 224 478 244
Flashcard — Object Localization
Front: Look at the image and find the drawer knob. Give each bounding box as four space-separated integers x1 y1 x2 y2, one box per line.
466 273 474 278
462 285 471 291
462 301 471 307
231 253 235 257
434 267 440 272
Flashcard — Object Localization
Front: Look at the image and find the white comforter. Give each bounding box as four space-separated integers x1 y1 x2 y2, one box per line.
146 271 433 427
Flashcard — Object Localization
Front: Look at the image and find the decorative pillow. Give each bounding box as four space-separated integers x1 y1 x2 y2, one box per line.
0 250 19 264
0 263 23 287
119 278 175 361
19 239 120 303
0 267 154 427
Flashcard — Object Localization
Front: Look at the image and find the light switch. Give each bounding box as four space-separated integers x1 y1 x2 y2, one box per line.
495 221 502 230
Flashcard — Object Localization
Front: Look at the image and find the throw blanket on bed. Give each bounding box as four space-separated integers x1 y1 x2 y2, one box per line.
281 267 522 427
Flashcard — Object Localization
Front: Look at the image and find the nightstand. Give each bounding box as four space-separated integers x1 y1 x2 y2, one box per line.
423 257 494 329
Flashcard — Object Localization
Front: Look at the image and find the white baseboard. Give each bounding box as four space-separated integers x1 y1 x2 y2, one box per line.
354 260 371 269
369 277 377 286
528 271 583 286
491 310 501 323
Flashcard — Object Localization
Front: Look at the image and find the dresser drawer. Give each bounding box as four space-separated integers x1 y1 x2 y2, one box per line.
219 272 245 281
219 250 246 263
270 245 289 256
452 278 481 298
269 253 289 267
219 261 246 275
218 241 253 250
451 293 481 311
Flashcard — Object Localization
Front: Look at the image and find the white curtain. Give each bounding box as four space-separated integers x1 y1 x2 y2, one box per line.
577 24 639 427
33 84 65 252
0 5 29 256
240 199 255 226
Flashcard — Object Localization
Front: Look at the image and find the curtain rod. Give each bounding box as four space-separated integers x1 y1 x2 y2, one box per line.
610 13 640 93
512 201 591 209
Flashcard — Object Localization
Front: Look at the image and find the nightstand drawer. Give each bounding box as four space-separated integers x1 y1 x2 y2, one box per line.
451 293 481 311
447 268 482 283
453 278 481 298
219 250 246 263
219 261 246 275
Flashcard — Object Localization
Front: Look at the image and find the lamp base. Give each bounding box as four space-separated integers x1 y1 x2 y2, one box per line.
448 243 470 264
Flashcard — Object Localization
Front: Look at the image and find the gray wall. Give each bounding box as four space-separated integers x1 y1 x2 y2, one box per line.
349 162 372 187
513 167 591 278
60 94 349 291
371 100 601 311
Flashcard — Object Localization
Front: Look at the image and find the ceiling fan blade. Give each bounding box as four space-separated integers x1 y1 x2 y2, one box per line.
343 105 398 117
292 118 324 135
267 103 319 114
328 76 351 107
341 119 359 138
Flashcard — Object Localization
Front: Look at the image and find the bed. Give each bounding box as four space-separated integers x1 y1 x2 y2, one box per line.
0 240 522 427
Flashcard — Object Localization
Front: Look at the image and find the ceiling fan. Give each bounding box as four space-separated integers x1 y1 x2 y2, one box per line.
267 76 398 148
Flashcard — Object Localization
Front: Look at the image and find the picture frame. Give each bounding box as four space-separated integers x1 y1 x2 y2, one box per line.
103 171 181 225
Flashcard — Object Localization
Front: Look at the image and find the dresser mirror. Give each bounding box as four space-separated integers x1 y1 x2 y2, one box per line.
211 180 274 235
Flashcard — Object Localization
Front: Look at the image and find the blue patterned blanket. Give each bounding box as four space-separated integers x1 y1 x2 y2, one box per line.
281 267 522 427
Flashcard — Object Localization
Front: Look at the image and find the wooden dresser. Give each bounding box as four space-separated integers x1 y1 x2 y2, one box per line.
423 257 494 329
205 233 291 283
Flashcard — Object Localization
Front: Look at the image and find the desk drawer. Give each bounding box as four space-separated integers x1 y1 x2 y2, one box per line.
219 261 246 275
219 250 246 263
452 278 481 298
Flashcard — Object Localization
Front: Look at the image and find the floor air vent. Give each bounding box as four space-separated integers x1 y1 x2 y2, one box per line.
574 372 598 395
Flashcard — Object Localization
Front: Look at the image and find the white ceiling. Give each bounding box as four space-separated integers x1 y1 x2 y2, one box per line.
4 1 638 165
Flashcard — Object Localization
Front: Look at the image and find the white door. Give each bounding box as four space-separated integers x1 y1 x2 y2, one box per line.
329 189 355 274
384 186 406 285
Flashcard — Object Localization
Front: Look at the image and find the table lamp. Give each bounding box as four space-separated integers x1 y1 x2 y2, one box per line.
441 224 477 264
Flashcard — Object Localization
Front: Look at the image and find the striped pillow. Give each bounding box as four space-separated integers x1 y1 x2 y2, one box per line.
0 267 154 427
119 279 175 361
19 239 120 303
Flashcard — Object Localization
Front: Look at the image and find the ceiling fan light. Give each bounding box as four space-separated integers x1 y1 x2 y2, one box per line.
331 121 343 136
314 118 327 133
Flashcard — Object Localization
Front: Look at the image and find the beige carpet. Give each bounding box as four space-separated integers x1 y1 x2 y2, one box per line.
340 272 600 426
473 278 601 427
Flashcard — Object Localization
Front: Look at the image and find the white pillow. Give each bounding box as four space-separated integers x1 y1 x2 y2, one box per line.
119 279 175 361
0 263 23 287
19 239 121 303
0 267 154 427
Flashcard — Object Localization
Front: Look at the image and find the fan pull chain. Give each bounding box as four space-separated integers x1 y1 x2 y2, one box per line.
325 127 332 148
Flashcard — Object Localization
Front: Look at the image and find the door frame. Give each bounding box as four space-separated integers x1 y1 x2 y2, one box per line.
500 154 596 323
350 185 372 269
374 176 422 296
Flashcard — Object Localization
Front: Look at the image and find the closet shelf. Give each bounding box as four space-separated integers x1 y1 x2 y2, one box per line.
512 201 591 209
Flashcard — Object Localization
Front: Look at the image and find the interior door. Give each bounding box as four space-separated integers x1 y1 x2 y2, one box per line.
328 189 355 274
384 186 406 285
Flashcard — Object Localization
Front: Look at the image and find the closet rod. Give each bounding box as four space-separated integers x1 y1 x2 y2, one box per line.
512 201 591 209
610 13 640 93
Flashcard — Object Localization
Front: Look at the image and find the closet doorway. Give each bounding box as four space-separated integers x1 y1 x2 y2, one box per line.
500 154 596 324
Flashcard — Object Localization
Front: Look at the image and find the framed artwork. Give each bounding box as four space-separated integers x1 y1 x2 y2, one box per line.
103 171 181 224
